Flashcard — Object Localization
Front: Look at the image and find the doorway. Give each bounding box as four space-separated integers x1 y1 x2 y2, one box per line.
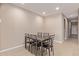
64 15 78 41
68 17 78 39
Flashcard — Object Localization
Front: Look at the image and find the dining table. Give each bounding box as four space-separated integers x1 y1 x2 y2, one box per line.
25 33 55 56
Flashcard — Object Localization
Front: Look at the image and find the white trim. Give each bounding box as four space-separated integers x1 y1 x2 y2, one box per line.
0 44 24 53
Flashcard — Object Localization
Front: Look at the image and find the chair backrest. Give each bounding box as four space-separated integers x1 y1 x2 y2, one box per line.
49 34 55 40
42 34 55 45
43 33 49 39
32 35 37 40
49 34 55 45
29 34 32 38
25 33 29 37
37 32 42 38
25 33 29 39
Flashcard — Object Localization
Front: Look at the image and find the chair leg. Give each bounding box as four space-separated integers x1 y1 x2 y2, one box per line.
32 46 35 54
52 47 54 56
51 47 52 51
42 48 44 56
32 46 35 55
25 39 27 49
35 45 37 56
28 44 30 51
37 47 40 55
41 47 43 56
39 47 41 56
30 45 32 53
45 48 47 54
25 43 26 48
48 48 50 56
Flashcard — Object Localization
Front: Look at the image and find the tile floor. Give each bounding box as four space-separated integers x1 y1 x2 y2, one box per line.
0 38 79 56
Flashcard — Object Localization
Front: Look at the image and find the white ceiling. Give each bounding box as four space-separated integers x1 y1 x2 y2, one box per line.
11 3 79 18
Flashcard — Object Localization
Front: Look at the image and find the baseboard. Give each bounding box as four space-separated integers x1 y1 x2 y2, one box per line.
0 44 24 53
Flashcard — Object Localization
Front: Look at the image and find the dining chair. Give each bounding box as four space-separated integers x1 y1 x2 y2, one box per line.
42 34 55 56
31 35 42 56
25 33 35 51
25 33 29 49
25 33 41 55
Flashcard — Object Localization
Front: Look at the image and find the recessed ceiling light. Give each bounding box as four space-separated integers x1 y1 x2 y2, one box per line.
70 15 73 17
69 15 74 18
56 7 60 10
42 12 46 15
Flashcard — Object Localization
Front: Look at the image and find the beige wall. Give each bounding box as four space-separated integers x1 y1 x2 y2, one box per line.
0 4 44 50
0 4 64 50
44 14 64 43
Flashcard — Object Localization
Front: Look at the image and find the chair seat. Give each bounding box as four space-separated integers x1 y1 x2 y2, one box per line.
26 41 34 44
32 42 41 47
43 43 53 49
32 42 48 47
31 41 52 48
